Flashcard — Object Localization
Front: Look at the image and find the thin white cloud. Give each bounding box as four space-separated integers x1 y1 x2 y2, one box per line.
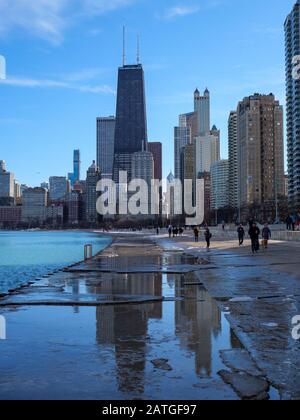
0 0 136 44
0 74 116 94
165 5 200 20
63 67 107 82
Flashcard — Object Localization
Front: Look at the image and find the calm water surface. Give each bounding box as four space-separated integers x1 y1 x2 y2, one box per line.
0 231 111 293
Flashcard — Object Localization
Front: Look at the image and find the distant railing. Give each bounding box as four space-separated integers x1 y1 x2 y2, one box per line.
84 244 93 261
271 230 300 242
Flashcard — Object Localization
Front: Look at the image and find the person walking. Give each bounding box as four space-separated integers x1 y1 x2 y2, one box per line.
204 228 212 249
194 226 199 243
262 223 271 250
168 225 172 238
286 215 292 231
237 224 245 246
248 223 260 254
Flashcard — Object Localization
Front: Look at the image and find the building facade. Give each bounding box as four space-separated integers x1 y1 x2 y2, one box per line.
210 160 229 210
21 188 47 224
194 88 210 136
0 206 22 227
285 0 300 209
49 177 70 202
66 191 84 225
0 161 14 199
174 126 190 180
113 64 148 182
237 94 285 208
148 142 162 181
194 134 220 176
228 111 238 208
97 117 116 179
85 161 101 224
179 112 199 143
46 205 64 225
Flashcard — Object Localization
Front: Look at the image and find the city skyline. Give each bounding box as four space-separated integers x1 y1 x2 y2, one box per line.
0 0 294 186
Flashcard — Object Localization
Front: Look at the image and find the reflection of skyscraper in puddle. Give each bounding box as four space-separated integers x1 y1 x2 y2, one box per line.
173 273 221 377
95 272 163 395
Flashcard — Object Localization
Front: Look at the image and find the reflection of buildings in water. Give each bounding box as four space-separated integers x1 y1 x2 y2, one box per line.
96 253 162 273
173 273 221 377
95 272 163 395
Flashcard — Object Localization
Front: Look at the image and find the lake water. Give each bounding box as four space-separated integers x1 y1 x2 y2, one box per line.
0 231 112 294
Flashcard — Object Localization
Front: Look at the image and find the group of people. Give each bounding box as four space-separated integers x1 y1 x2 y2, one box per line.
286 214 300 231
237 222 272 254
167 226 184 238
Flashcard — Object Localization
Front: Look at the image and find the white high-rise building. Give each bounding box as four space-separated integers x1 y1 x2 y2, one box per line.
194 134 220 177
0 161 14 198
285 0 300 209
228 111 238 208
97 116 116 179
211 160 229 210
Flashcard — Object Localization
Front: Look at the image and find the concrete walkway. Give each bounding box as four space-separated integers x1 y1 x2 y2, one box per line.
154 232 300 399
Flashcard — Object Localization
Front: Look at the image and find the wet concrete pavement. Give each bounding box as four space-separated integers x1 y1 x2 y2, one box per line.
0 233 298 399
155 233 300 400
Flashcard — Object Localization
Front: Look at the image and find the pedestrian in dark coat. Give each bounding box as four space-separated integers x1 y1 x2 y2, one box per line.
248 223 260 254
194 227 199 242
237 225 245 246
204 228 212 249
262 224 271 249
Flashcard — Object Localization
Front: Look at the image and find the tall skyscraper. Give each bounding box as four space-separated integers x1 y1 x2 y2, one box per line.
148 142 162 181
174 126 190 180
285 1 300 209
211 160 229 210
68 150 81 187
228 111 238 208
85 161 101 224
97 117 116 179
194 88 210 136
113 63 148 182
237 94 285 208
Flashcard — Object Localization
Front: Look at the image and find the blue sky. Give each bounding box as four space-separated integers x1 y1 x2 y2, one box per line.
0 0 295 186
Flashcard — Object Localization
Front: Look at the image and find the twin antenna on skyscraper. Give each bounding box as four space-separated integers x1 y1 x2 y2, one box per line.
123 26 140 66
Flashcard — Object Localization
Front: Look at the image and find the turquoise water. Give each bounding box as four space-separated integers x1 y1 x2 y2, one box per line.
0 231 111 294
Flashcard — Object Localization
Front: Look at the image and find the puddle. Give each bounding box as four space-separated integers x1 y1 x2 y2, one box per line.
0 271 242 400
71 252 208 274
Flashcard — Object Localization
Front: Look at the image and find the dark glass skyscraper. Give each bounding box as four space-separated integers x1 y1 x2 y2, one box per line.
113 64 148 182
